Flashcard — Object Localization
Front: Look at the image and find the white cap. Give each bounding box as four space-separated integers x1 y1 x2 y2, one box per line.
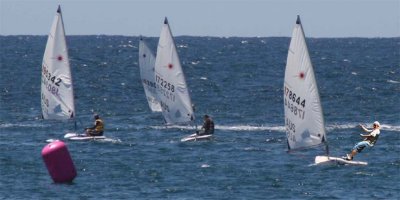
373 121 380 127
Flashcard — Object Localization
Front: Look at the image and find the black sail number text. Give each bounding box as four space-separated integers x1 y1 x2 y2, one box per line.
156 75 175 92
284 86 305 108
42 64 62 86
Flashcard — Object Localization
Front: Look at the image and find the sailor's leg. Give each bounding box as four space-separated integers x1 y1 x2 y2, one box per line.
349 141 369 160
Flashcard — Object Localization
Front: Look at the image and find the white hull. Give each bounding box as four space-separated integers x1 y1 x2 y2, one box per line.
64 132 106 141
181 133 213 142
315 156 368 166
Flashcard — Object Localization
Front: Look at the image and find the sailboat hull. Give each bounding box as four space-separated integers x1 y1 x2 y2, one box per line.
315 156 368 166
181 133 213 142
64 133 106 141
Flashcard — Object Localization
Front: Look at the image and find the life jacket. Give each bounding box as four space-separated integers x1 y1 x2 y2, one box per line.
204 118 214 134
95 119 104 132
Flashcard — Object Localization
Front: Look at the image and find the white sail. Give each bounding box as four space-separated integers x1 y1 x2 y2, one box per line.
41 5 75 120
284 15 326 150
139 37 162 112
154 18 195 124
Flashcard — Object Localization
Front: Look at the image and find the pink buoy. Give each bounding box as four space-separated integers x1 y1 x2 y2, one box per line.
41 140 77 183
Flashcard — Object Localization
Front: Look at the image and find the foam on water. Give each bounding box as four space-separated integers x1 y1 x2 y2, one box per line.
149 123 400 132
0 122 51 128
97 137 122 143
149 124 285 132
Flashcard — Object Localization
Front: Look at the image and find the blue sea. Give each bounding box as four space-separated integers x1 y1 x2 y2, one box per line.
0 36 399 199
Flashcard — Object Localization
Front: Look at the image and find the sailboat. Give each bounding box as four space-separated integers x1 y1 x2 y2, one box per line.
40 6 104 141
41 5 75 121
138 37 162 112
284 15 366 165
154 18 210 142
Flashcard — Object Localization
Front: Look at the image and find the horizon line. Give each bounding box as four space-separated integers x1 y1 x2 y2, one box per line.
1 34 399 39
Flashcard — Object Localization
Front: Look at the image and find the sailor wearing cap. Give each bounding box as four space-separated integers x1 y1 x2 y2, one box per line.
345 121 381 160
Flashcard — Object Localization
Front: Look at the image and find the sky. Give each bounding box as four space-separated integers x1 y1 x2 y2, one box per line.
0 0 399 37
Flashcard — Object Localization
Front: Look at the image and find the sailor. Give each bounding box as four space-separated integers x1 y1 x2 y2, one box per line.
85 114 104 136
196 115 214 136
345 121 381 160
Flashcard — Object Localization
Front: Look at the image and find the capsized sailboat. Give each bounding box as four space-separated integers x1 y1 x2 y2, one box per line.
139 37 162 112
41 5 75 120
284 15 366 165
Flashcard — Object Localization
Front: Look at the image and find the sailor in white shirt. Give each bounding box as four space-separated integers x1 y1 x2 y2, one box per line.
345 121 381 160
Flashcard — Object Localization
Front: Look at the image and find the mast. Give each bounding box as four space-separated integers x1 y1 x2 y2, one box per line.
299 15 329 156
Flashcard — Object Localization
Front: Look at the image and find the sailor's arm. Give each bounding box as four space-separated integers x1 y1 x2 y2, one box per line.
86 122 97 130
359 124 372 133
86 126 95 130
360 133 372 138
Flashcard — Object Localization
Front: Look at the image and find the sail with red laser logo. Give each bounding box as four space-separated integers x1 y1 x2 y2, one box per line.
284 15 326 151
41 5 75 120
154 17 195 124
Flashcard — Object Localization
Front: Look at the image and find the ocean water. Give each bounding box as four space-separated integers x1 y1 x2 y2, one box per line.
0 35 399 199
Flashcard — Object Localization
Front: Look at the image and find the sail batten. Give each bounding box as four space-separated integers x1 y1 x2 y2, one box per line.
139 38 162 112
284 16 326 151
41 6 75 120
154 18 195 124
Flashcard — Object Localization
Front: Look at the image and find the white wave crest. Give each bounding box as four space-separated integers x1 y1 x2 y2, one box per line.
325 123 360 131
326 123 400 132
150 124 286 132
379 124 400 132
215 125 285 132
150 123 400 132
0 123 50 128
